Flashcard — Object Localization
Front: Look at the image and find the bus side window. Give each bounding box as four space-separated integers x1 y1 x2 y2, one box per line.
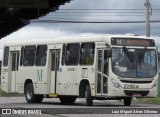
23 46 36 66
104 50 108 75
80 43 95 65
61 44 65 66
35 45 47 66
20 46 24 66
3 47 9 67
65 43 80 66
12 53 16 71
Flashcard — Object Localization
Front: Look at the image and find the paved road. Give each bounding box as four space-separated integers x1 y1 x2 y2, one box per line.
0 96 160 117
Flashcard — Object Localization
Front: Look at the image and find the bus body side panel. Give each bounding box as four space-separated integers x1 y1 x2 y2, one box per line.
81 66 96 96
1 46 21 93
18 67 48 94
58 66 96 96
57 44 96 97
18 45 49 94
17 67 24 94
58 66 79 96
35 67 48 94
1 47 9 93
1 68 9 93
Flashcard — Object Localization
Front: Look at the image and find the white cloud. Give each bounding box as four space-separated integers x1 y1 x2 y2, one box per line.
1 26 75 41
0 26 76 60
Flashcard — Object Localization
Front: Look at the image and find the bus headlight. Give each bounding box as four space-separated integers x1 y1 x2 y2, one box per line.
152 80 158 88
111 79 122 88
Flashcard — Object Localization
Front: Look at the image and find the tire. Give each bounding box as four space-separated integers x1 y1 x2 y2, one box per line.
25 83 43 103
59 96 76 104
85 85 93 106
124 97 132 106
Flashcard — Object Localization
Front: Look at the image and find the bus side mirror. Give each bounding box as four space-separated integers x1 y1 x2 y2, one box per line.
107 50 112 58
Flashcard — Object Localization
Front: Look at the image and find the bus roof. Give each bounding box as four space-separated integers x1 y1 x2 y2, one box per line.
4 34 154 47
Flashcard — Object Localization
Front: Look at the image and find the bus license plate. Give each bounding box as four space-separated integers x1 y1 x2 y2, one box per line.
124 84 139 89
132 93 142 97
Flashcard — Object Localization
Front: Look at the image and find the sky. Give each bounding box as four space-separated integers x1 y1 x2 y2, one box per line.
0 0 160 59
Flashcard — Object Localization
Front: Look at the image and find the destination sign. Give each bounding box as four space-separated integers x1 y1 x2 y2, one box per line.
111 38 155 47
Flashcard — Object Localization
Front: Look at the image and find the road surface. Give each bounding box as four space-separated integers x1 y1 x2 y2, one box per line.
0 96 160 117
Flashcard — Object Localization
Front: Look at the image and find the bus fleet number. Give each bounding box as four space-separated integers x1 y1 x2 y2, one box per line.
124 84 139 89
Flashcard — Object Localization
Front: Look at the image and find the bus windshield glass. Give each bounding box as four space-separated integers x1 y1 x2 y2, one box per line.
112 48 157 78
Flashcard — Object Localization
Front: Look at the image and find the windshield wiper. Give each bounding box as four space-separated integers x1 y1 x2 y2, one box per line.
123 46 133 62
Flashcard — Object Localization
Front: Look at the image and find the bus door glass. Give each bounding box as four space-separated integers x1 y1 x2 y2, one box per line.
50 49 60 94
11 51 19 93
97 49 108 95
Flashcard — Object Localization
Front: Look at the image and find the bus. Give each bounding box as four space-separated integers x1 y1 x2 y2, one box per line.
1 35 158 106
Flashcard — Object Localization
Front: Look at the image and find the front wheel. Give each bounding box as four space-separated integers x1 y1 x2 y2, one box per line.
124 97 132 106
25 83 43 103
85 85 93 106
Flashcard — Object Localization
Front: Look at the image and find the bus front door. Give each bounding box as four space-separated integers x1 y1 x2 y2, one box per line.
96 49 108 96
50 49 60 94
11 52 19 93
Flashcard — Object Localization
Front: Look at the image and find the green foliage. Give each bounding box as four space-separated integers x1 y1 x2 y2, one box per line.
135 98 160 104
0 86 3 96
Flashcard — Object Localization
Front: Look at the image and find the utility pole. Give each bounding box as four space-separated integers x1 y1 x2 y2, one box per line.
144 0 150 37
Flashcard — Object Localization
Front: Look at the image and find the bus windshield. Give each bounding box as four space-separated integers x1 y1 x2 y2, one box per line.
112 47 157 78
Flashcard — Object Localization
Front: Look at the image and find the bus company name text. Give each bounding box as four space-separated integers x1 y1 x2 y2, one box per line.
2 109 42 115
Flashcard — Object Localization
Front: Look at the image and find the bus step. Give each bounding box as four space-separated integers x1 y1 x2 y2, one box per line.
49 93 58 97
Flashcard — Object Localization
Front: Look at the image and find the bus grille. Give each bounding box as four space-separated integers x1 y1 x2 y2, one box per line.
124 90 149 97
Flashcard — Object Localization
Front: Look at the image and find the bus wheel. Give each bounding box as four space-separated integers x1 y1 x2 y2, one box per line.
124 97 132 106
59 96 77 104
25 83 43 103
85 85 93 106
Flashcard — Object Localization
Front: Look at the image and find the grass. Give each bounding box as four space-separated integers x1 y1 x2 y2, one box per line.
0 86 3 96
134 97 160 104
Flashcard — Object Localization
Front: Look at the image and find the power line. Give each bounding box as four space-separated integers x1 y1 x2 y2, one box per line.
50 10 160 15
54 11 145 13
46 14 146 17
59 8 160 11
44 13 160 19
31 19 160 23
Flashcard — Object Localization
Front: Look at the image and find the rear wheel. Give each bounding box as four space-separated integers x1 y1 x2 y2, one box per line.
25 83 43 103
59 96 77 104
124 97 132 106
85 85 93 106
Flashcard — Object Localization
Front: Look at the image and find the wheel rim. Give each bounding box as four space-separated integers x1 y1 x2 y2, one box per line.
85 90 87 99
26 87 32 100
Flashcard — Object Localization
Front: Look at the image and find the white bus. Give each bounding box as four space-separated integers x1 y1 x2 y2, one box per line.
1 35 158 106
